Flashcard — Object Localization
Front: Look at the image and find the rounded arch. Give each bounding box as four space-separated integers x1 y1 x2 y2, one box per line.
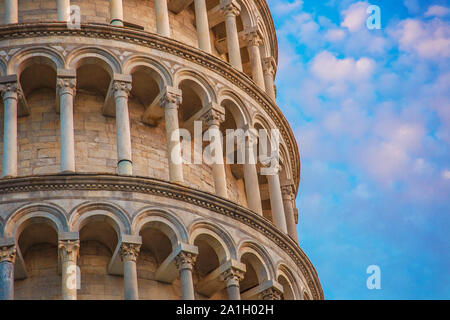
256 17 272 60
238 240 275 282
123 56 173 89
189 220 237 264
276 262 300 300
8 46 65 75
174 69 217 106
66 47 121 76
68 201 131 235
131 207 188 248
278 142 293 182
238 0 257 30
3 203 68 240
218 90 251 129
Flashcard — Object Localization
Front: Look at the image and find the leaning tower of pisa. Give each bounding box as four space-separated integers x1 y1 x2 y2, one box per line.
0 0 322 300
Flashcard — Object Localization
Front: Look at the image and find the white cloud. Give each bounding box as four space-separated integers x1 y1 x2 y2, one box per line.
271 0 303 16
442 170 450 180
425 5 450 18
392 18 450 60
325 29 346 42
310 51 375 82
341 1 369 32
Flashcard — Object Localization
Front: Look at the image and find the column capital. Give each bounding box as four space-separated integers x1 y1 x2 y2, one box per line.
0 244 16 264
220 0 241 17
58 239 80 263
112 80 132 98
175 251 197 271
244 28 263 47
120 242 141 263
0 81 22 100
220 266 245 287
260 286 283 300
200 103 225 127
160 86 183 109
57 77 77 96
281 184 296 201
262 57 277 76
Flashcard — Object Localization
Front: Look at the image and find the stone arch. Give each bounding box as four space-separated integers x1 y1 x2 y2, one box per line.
66 46 121 76
189 220 237 264
123 56 173 89
256 17 272 60
276 262 300 300
131 206 188 248
217 89 250 129
238 240 274 282
174 69 217 106
303 290 311 300
238 0 257 30
3 203 68 240
8 46 65 75
279 141 293 182
68 201 131 235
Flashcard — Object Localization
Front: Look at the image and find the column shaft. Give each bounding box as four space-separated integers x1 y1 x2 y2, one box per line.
57 0 71 22
267 173 288 233
247 32 265 89
161 89 184 184
5 0 18 24
243 138 263 215
0 244 16 300
110 0 124 26
113 81 133 175
120 242 141 300
155 0 171 37
59 240 79 300
57 78 76 173
222 2 242 71
175 251 197 300
194 0 212 53
282 186 298 242
1 83 19 178
227 284 241 300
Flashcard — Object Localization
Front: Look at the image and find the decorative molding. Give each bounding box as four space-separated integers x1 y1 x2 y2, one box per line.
0 174 323 299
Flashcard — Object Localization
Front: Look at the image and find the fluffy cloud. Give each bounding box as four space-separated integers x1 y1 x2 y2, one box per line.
341 1 369 32
425 5 450 18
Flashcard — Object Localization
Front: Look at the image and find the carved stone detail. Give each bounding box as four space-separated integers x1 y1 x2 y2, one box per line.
56 77 77 96
0 245 16 264
281 184 295 201
58 240 80 263
260 287 283 300
220 0 241 17
220 267 245 287
175 251 197 271
0 82 22 100
112 80 132 98
159 88 182 109
120 242 141 262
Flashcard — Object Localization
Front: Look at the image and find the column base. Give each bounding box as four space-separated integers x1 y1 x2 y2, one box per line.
118 160 133 176
110 19 124 26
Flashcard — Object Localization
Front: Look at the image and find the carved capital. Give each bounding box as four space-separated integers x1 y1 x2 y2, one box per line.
281 184 295 201
112 80 132 98
245 30 262 47
260 287 283 300
57 77 77 96
175 251 197 271
120 242 141 262
58 240 80 263
220 0 241 17
220 267 245 287
0 82 22 100
262 57 277 76
160 87 182 109
200 104 225 127
0 245 16 264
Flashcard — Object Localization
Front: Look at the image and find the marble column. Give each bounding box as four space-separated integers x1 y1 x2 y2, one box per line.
175 251 197 300
57 0 70 22
113 80 133 176
262 57 277 101
260 287 283 300
220 0 243 71
58 240 79 300
0 244 16 300
160 87 184 184
5 0 18 24
194 0 212 53
0 82 20 178
243 132 263 215
120 242 141 300
155 0 171 37
281 184 298 242
246 30 265 90
57 76 76 173
110 0 124 26
221 267 245 300
202 107 227 198
266 167 288 233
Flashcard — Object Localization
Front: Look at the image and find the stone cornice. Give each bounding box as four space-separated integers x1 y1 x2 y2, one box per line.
0 173 323 299
0 22 300 194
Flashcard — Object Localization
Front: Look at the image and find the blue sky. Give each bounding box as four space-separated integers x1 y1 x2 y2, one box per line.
266 0 450 299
